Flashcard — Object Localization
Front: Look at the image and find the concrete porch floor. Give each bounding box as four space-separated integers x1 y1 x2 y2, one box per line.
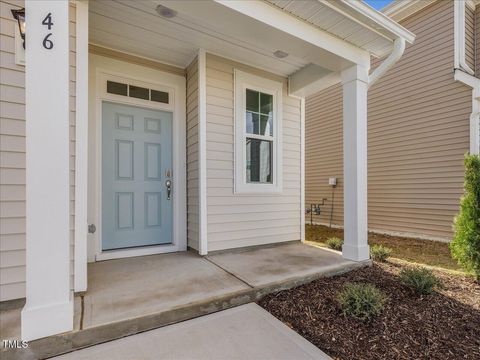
1 242 369 359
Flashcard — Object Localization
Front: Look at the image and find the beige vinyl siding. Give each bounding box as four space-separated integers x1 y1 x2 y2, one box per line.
0 0 76 301
305 84 343 227
186 57 199 250
205 54 301 251
465 4 475 71
305 0 471 240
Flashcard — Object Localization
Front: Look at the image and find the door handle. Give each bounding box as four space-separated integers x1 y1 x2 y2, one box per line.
165 179 172 200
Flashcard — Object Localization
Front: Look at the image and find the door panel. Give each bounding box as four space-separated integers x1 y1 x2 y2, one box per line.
102 101 173 250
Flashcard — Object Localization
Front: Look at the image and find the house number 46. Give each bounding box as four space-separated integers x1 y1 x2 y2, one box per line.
41 13 54 50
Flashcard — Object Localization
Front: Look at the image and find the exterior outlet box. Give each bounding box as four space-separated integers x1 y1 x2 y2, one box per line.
329 177 337 186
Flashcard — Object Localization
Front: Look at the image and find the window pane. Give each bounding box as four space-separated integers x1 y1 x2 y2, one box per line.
260 93 273 115
246 112 259 134
107 81 127 96
260 114 273 136
151 90 169 104
246 89 259 112
129 85 149 100
246 138 272 183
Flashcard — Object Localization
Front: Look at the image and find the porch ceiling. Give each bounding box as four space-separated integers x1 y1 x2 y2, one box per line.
88 0 383 76
89 0 312 76
88 0 413 94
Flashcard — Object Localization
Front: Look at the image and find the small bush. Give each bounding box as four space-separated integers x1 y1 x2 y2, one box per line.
337 283 386 321
326 237 343 251
370 245 392 262
450 154 480 280
400 267 441 294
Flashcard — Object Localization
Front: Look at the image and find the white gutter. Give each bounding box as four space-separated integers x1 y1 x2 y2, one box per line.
368 37 405 87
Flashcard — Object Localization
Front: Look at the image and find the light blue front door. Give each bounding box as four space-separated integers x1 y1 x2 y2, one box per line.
102 101 173 250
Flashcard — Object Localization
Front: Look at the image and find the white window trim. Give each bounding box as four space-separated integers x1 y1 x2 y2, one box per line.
234 69 283 194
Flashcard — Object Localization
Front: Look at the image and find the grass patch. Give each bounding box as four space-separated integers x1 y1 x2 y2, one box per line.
306 224 461 272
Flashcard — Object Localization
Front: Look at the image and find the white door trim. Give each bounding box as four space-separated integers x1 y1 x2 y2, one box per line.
74 0 89 292
93 69 186 261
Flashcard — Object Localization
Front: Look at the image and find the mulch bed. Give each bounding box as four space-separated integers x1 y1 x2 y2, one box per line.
259 262 480 360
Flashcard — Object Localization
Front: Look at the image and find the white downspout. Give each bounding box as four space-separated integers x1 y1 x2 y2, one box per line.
368 37 405 87
453 0 480 154
454 0 475 75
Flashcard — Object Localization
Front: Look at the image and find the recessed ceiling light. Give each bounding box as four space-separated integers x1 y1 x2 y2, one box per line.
156 4 177 18
273 50 289 59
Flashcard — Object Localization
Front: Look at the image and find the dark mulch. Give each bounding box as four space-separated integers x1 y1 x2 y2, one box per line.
259 262 480 360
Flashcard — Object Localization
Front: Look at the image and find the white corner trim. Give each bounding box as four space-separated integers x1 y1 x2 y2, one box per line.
454 0 475 75
233 69 283 194
74 0 88 293
300 98 305 242
197 49 208 256
454 69 480 155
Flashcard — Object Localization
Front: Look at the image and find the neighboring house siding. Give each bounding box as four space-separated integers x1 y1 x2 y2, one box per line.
186 57 199 251
305 0 471 240
465 4 475 71
0 0 76 301
205 54 301 251
476 5 480 76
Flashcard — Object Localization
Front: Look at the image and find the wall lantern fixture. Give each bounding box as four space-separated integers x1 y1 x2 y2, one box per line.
11 8 26 49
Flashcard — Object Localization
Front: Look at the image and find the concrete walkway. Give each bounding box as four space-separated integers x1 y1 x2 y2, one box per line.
1 243 367 359
54 303 330 360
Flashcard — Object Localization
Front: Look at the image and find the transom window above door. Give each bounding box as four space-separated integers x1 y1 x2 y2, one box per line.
107 80 169 104
234 70 283 194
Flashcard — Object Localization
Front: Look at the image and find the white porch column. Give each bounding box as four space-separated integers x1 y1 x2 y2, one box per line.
341 65 370 262
22 0 73 340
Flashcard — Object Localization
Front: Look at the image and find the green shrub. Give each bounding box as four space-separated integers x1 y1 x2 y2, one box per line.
370 245 392 262
337 283 387 321
400 267 441 294
450 154 480 280
326 237 343 251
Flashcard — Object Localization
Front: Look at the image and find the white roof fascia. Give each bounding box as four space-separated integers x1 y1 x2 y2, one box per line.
333 0 415 44
382 0 436 21
215 0 370 67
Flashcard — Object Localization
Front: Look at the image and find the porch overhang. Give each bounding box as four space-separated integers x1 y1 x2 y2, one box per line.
89 0 415 98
